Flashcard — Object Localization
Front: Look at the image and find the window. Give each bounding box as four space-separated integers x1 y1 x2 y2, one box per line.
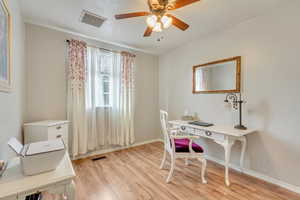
95 52 113 107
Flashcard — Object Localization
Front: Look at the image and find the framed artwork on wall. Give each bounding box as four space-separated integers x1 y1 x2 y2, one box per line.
0 0 12 92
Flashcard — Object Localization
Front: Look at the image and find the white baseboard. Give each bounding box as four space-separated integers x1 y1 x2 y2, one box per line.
205 155 300 194
72 138 162 160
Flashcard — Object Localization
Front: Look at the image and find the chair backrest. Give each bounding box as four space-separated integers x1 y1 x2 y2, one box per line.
160 110 171 151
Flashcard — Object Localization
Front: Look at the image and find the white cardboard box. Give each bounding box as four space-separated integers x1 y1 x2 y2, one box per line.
8 137 66 176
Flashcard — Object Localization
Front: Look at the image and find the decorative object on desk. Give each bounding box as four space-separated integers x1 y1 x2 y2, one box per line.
181 115 198 121
182 109 199 121
224 93 247 130
0 0 12 92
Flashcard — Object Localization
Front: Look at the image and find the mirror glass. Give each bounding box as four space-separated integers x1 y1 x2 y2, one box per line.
193 57 241 93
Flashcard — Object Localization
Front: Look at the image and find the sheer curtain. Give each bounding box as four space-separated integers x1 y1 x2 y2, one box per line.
119 52 135 145
85 46 135 152
68 40 136 157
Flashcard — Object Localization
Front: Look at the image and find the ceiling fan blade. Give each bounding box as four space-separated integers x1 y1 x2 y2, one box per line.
144 26 153 37
167 14 189 31
169 0 200 10
115 12 151 20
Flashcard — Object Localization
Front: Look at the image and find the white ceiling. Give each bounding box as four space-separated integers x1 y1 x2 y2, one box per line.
20 0 290 55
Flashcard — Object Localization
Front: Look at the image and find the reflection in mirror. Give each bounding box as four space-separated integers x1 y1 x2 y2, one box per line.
193 57 241 93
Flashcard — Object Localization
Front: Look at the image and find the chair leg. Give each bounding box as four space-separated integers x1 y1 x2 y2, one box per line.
160 149 167 169
166 155 175 183
199 158 207 184
185 158 189 166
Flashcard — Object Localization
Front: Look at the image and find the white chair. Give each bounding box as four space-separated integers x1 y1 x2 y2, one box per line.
160 110 207 184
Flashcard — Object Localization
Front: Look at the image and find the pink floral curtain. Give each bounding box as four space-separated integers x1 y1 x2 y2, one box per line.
121 52 135 91
67 39 88 157
67 41 136 156
68 39 87 89
118 52 136 145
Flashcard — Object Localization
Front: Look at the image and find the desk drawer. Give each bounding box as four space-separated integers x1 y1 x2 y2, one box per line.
195 129 224 141
180 126 194 134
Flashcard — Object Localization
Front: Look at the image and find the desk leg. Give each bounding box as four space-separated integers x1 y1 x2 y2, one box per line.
65 180 76 200
216 137 235 186
238 136 247 172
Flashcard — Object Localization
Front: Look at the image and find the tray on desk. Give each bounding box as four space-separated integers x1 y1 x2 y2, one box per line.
188 121 214 127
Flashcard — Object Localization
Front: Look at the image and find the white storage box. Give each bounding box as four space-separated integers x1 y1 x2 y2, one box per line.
8 137 65 176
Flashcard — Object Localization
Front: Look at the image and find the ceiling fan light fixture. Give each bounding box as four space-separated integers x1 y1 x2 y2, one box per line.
161 15 172 29
115 0 197 37
146 15 157 28
153 22 162 32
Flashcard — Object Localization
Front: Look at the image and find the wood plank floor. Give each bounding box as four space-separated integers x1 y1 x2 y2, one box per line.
70 142 300 200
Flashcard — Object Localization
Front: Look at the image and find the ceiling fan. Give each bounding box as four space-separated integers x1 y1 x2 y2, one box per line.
115 0 201 37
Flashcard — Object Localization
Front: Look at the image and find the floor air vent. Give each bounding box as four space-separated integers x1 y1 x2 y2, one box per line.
91 156 107 161
80 10 106 28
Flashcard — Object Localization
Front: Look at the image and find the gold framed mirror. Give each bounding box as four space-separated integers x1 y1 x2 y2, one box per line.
193 56 241 94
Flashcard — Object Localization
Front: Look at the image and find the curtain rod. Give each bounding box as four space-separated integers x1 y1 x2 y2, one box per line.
66 39 118 53
66 40 135 56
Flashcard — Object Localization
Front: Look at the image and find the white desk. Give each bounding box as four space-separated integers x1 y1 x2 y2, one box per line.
169 120 256 186
0 153 76 200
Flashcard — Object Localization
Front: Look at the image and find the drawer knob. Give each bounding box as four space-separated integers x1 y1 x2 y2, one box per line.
56 134 62 138
205 131 212 136
56 126 62 130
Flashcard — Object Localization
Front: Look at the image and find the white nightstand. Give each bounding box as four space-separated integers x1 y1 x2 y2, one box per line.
24 120 69 148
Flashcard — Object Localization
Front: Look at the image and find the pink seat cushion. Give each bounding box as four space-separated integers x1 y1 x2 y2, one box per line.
174 139 204 153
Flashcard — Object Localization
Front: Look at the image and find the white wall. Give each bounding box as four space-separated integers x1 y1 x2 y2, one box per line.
0 0 26 160
159 2 300 187
25 24 160 144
